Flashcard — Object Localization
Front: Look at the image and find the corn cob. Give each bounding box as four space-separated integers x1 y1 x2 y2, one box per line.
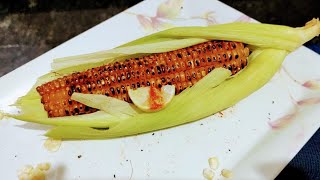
36 40 249 117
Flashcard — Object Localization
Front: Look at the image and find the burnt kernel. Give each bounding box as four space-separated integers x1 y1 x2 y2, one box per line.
110 87 115 95
117 76 121 83
223 64 227 68
116 87 121 94
212 45 216 49
68 90 72 96
228 65 232 71
158 84 162 88
161 77 166 83
207 57 212 62
146 81 151 86
177 53 182 58
137 82 141 88
156 66 161 74
231 43 236 49
228 54 232 60
195 59 200 66
84 106 90 111
217 43 223 49
76 87 81 92
223 54 227 59
146 69 150 75
192 72 196 78
65 110 69 115
235 54 239 59
161 65 166 73
105 92 110 96
97 80 101 84
68 100 73 105
74 108 79 114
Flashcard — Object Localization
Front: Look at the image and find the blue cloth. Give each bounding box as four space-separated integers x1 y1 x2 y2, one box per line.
276 44 320 180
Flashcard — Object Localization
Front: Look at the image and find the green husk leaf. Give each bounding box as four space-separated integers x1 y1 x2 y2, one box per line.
71 93 142 117
51 19 320 72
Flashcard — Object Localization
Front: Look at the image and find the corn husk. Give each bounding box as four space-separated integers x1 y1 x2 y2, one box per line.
7 19 320 139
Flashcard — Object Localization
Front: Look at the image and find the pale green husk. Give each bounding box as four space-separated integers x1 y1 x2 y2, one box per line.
7 19 320 139
45 49 288 139
51 19 320 71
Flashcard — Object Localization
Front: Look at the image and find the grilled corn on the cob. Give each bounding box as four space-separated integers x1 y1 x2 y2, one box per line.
36 40 249 117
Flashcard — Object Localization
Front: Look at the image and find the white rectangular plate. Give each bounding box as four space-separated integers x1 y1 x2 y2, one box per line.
1 0 320 179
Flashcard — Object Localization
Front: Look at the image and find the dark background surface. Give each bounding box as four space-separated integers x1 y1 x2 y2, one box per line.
1 0 319 179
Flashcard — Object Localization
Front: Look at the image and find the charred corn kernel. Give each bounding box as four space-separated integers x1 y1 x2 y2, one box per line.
36 41 249 117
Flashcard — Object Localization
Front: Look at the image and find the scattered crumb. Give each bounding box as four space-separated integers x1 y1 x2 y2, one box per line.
113 174 116 178
208 157 219 170
221 169 233 178
228 149 231 152
200 123 203 126
203 168 214 180
272 100 275 104
18 162 51 180
43 138 61 152
36 163 51 171
77 155 82 159
152 133 155 135
140 149 143 152
15 155 17 158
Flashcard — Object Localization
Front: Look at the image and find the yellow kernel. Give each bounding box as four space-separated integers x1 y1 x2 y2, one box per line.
203 168 214 180
36 163 51 171
29 167 45 180
208 157 219 170
43 138 61 152
221 169 233 178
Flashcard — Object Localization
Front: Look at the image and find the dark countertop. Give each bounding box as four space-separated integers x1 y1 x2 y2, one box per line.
1 0 319 179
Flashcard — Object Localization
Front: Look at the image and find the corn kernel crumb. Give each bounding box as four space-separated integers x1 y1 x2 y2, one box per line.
208 157 219 170
36 163 51 171
17 162 51 180
44 138 61 152
221 169 233 178
203 168 214 180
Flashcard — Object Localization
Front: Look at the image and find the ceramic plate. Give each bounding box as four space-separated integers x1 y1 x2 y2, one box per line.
1 0 320 179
